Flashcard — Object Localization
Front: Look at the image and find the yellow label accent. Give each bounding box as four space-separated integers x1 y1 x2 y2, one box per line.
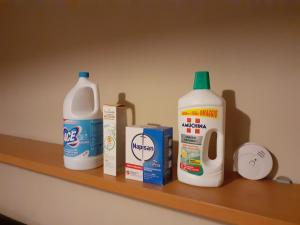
181 108 218 118
189 159 200 164
181 150 187 158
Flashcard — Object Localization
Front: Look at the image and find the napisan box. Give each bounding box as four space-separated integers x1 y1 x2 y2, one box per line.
125 126 173 185
103 105 126 176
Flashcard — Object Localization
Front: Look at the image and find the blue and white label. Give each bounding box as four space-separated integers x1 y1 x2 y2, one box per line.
131 134 155 161
64 126 81 147
64 119 103 157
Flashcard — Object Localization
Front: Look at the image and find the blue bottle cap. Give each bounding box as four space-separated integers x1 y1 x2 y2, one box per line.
79 72 89 78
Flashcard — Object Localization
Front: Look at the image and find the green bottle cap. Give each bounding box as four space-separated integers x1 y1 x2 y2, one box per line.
193 71 210 89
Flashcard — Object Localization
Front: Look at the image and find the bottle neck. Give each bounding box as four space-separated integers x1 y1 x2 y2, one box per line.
78 77 89 82
193 88 210 91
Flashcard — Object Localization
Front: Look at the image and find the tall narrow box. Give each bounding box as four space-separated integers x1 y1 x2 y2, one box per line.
103 105 126 176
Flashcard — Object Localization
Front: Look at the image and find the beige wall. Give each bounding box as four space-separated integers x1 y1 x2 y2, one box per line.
0 1 299 223
1 1 299 182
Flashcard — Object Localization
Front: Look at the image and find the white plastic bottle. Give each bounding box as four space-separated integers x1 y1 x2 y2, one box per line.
63 72 103 170
177 71 225 187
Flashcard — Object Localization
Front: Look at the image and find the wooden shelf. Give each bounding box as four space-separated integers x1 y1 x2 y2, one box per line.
0 134 299 225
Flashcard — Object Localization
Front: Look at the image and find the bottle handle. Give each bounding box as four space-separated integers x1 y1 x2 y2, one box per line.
216 129 225 163
91 83 99 115
69 82 99 117
202 128 224 172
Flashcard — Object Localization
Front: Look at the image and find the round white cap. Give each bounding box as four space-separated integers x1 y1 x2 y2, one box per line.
233 143 273 180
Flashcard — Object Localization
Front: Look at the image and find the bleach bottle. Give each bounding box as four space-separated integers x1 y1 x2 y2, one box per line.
178 71 225 187
63 72 103 170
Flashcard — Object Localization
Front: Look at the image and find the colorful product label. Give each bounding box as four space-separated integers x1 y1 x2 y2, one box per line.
64 119 103 158
103 105 126 176
179 107 221 176
125 126 173 185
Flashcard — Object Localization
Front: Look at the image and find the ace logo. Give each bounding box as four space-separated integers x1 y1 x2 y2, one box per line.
64 127 81 147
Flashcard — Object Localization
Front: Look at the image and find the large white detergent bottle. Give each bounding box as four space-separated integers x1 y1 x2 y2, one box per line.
178 71 225 187
63 72 103 170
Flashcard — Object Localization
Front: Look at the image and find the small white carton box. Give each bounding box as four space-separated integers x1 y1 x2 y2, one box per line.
125 126 144 181
103 104 127 176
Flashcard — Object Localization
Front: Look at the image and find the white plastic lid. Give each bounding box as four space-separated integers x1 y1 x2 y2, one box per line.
233 143 273 180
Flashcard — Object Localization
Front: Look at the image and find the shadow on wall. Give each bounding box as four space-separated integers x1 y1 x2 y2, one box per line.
223 90 279 179
267 149 279 179
222 90 251 172
172 140 178 180
117 92 136 126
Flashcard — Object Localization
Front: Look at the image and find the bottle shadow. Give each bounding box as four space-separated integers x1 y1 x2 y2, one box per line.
222 90 251 175
172 140 179 181
267 150 279 180
117 92 136 126
222 90 279 183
